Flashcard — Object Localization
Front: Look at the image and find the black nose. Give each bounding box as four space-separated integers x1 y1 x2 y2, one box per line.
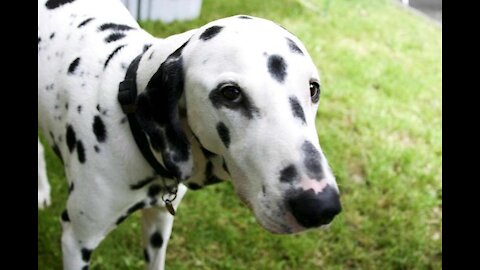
287 185 342 228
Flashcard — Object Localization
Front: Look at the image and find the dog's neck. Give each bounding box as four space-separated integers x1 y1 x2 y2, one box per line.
135 30 196 94
132 30 231 189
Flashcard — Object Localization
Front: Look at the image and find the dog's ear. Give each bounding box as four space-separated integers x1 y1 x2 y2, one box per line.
135 41 193 180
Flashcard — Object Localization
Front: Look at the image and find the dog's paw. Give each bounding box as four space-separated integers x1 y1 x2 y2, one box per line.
38 189 51 209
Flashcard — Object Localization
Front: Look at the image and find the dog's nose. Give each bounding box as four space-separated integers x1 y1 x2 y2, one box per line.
287 185 341 228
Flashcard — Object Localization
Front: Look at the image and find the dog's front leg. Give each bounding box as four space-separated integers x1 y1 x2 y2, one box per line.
61 222 94 270
60 184 125 270
38 138 51 209
141 184 187 270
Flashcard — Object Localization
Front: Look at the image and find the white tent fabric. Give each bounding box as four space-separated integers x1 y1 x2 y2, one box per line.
120 0 202 23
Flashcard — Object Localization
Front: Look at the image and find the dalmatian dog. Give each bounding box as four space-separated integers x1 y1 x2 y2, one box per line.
38 0 342 269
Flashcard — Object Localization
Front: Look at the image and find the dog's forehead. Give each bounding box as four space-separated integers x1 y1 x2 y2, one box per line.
183 16 319 84
189 16 306 53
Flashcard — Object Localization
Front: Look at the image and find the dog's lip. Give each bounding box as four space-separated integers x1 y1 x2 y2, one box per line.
255 208 303 234
257 216 292 234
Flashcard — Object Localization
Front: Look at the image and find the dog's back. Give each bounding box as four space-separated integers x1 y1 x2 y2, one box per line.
38 0 160 208
38 0 154 162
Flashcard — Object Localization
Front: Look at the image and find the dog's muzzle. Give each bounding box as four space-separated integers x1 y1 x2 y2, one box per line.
286 185 341 228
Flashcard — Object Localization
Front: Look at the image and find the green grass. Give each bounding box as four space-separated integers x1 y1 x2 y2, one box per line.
38 0 442 269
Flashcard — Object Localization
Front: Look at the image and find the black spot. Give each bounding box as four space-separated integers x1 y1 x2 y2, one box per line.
286 37 304 55
204 161 223 186
127 201 146 214
66 125 76 152
222 158 229 173
148 51 154 60
262 185 266 194
143 249 150 262
130 176 156 190
50 33 55 39
65 103 69 110
238 15 253 19
150 198 158 205
98 23 135 32
216 122 230 148
105 32 126 43
77 140 86 163
81 248 92 262
170 39 189 58
61 210 70 222
68 182 74 194
45 0 75 9
94 145 100 153
96 104 100 111
209 82 260 119
77 105 82 113
92 115 107 142
301 141 323 180
199 25 224 41
115 215 128 225
289 96 306 124
68 57 80 74
147 184 162 198
150 232 163 248
104 45 126 69
38 37 41 44
267 55 287 83
200 146 216 158
52 143 64 163
120 117 127 124
279 164 299 183
187 183 202 190
78 17 94 28
143 44 152 52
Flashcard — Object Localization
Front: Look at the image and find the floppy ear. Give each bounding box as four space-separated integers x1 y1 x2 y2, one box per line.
135 41 193 180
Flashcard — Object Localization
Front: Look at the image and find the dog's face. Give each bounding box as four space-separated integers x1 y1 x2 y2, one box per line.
138 15 341 234
182 16 341 233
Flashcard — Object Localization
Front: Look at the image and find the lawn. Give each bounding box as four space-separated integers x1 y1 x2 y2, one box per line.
38 0 442 269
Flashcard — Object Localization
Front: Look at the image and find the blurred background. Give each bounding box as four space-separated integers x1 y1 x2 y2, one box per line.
38 0 442 269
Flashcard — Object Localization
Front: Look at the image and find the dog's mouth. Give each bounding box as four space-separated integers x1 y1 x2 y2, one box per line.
233 189 293 234
249 197 303 234
254 210 308 234
255 211 331 234
229 174 317 234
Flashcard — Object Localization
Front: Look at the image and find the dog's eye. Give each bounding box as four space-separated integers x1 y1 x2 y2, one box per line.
310 81 320 103
221 85 242 102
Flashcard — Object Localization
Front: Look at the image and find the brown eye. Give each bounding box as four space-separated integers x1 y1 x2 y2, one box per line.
310 81 320 103
221 85 242 102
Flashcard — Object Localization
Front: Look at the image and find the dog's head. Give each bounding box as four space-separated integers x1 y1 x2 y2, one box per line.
137 15 341 234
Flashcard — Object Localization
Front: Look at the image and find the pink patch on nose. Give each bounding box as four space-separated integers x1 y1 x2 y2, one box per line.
298 179 328 193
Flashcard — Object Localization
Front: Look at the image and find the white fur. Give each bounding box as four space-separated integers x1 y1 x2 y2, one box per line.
38 139 51 209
